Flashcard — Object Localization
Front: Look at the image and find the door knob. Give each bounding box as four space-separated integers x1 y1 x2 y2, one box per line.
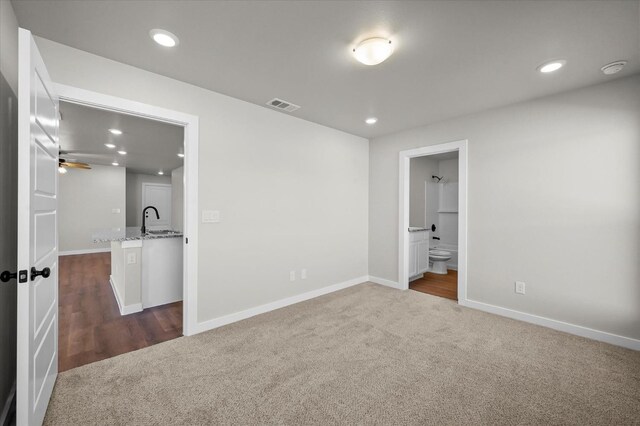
30 267 51 281
1 270 17 282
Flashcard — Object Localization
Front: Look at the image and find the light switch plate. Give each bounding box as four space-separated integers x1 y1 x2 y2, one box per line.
202 210 221 223
301 269 307 279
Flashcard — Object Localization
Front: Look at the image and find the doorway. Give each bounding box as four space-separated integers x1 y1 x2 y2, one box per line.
398 140 468 302
54 84 199 371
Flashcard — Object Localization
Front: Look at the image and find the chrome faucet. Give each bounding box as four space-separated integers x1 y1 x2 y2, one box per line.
141 205 159 234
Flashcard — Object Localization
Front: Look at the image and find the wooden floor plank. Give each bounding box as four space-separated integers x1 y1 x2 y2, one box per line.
58 253 183 372
410 270 458 301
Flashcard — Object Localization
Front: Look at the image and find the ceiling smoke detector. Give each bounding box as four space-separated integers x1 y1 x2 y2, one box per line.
601 61 627 75
266 98 301 113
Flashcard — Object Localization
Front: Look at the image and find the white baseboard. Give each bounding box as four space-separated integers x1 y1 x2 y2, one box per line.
459 298 640 351
368 275 402 289
0 381 15 426
194 275 369 334
59 248 110 256
109 276 142 316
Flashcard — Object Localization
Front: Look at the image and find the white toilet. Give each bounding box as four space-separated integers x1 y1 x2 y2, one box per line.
429 249 452 274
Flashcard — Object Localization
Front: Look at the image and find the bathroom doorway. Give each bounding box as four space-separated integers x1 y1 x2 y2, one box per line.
398 140 468 302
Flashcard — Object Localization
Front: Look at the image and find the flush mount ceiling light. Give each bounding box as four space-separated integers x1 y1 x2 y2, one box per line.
112 162 119 166
108 128 122 135
117 150 127 155
158 171 164 175
177 153 185 158
353 38 394 66
365 117 378 125
150 29 179 47
538 59 566 73
105 143 116 149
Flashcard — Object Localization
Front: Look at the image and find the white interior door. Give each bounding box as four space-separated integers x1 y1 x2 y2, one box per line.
142 183 172 229
17 28 59 426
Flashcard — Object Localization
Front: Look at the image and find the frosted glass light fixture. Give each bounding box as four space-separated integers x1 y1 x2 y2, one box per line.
353 38 394 66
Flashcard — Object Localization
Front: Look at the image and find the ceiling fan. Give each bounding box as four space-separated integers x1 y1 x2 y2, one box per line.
59 149 91 172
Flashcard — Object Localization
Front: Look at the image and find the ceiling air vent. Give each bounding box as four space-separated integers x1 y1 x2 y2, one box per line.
267 98 300 113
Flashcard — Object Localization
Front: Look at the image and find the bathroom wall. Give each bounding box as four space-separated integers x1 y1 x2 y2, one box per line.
370 75 640 341
125 171 172 227
409 156 438 227
58 164 126 253
437 156 459 250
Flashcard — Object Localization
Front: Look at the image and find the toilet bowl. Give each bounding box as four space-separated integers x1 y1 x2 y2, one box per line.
429 249 452 274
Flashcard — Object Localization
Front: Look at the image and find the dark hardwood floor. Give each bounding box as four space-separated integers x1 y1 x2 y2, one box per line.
410 270 458 301
59 252 182 372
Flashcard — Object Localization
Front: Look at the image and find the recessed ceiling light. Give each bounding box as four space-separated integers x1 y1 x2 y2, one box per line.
117 150 127 155
365 117 378 125
538 60 566 73
112 162 119 166
353 38 394 66
108 128 122 135
105 143 116 149
150 29 179 47
158 171 164 175
177 153 185 158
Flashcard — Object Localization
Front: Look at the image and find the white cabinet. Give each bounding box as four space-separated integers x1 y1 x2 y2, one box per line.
409 230 430 277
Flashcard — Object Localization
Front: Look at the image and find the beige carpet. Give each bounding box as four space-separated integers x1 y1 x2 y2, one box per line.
45 283 640 425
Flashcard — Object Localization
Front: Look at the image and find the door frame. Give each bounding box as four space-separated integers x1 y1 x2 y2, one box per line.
398 139 468 301
141 182 172 230
54 83 199 336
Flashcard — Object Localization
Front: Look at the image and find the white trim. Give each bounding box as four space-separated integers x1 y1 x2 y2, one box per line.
368 275 402 289
53 83 199 336
0 381 15 426
460 298 640 351
195 276 368 334
398 140 468 302
109 276 142 316
58 248 110 256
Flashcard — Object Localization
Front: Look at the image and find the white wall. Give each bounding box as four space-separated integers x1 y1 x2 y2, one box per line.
0 0 18 94
58 164 126 253
171 167 184 232
370 75 640 340
34 37 369 323
125 171 171 227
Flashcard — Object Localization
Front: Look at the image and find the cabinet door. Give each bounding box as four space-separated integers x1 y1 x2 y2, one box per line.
417 240 430 273
409 242 418 277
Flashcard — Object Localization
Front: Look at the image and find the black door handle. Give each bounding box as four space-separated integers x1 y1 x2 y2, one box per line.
1 270 17 282
31 267 51 281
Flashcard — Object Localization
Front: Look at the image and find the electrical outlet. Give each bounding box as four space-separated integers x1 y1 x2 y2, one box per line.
127 252 137 264
112 208 121 214
301 269 307 279
515 281 526 295
289 271 296 282
202 210 221 223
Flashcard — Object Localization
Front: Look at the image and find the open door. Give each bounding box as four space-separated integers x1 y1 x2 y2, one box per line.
17 28 59 426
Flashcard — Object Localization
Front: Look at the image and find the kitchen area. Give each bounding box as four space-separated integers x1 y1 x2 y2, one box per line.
56 100 185 371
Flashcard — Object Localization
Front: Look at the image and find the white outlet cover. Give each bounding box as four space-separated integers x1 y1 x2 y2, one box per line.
127 252 136 264
515 281 526 294
289 271 296 281
112 208 121 214
301 269 307 279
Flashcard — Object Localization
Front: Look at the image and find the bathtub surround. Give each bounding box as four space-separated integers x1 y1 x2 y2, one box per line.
370 75 640 346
